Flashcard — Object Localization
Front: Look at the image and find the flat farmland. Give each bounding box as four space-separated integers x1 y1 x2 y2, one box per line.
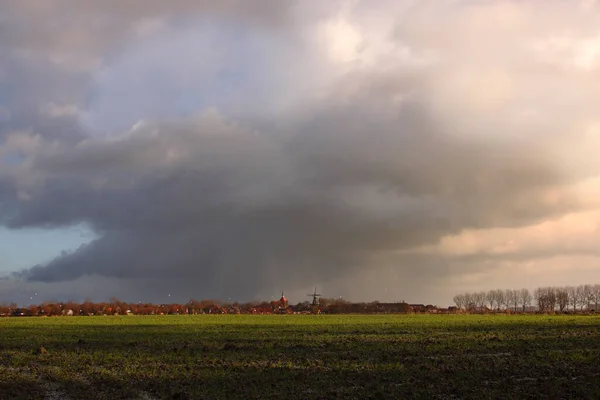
1 314 600 399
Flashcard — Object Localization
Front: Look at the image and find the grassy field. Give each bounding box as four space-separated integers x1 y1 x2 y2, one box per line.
1 314 600 399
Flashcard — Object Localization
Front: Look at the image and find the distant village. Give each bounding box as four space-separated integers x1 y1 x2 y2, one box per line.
4 284 600 317
0 290 445 317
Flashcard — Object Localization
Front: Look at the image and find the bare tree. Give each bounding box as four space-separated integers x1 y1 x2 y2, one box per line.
556 287 569 312
592 284 600 311
534 287 557 312
501 289 512 310
508 289 519 312
495 289 506 311
582 284 594 311
453 294 466 310
475 291 487 312
462 291 486 313
464 292 476 312
534 287 543 311
519 288 532 312
548 287 557 311
486 290 497 311
568 286 579 312
576 285 587 311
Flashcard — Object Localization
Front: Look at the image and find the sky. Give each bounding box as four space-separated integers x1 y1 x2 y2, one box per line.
1 0 600 306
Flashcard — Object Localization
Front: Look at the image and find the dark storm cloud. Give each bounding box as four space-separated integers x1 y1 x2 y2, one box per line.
9 96 570 299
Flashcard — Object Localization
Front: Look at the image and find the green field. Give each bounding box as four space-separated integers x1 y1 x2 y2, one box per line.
1 314 600 399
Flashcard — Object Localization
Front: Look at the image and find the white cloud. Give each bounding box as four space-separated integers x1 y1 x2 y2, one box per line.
321 18 364 63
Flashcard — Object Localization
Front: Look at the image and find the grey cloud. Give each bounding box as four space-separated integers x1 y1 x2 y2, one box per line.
0 0 297 141
1 1 598 303
2 1 295 52
9 95 571 300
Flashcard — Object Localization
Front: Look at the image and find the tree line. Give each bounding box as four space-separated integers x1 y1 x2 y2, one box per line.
453 284 600 313
0 298 294 317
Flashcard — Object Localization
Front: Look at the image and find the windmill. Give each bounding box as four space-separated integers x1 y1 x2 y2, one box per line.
307 287 322 307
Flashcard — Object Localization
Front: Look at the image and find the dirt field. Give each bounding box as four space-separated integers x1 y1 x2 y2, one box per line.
1 314 599 399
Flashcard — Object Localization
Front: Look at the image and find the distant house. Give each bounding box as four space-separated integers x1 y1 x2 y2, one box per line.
409 304 426 313
205 305 226 314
